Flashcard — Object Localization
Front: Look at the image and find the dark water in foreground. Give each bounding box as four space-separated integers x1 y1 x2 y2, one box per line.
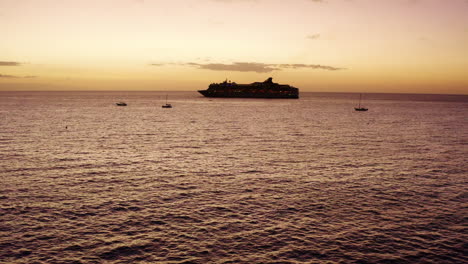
1 91 467 264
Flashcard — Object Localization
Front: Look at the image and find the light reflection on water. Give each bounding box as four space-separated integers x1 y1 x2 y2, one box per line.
1 91 467 263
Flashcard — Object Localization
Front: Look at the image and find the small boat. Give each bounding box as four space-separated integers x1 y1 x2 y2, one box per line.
162 95 172 108
354 94 368 111
116 102 127 106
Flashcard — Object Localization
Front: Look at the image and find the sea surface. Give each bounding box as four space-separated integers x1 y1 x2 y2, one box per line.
1 91 467 264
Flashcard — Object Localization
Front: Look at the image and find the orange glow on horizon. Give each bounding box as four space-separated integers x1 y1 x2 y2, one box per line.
1 0 467 94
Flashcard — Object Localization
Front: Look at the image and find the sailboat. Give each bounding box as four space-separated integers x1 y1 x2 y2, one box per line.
354 93 368 111
162 94 172 108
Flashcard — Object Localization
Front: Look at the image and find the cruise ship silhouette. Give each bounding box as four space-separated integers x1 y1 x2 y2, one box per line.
198 77 299 99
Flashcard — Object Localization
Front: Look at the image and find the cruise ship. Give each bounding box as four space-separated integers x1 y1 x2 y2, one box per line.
198 78 299 99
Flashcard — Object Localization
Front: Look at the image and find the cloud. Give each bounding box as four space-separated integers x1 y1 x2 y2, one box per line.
190 62 279 73
280 64 344 71
211 0 257 2
0 74 16 78
0 74 37 78
0 61 22 66
150 61 344 72
307 34 321 40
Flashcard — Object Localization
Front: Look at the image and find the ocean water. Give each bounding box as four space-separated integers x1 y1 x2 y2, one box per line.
0 91 467 264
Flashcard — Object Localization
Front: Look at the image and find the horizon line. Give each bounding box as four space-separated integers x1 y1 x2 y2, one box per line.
0 90 467 96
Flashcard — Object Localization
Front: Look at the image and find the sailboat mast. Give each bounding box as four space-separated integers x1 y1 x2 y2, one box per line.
359 94 362 108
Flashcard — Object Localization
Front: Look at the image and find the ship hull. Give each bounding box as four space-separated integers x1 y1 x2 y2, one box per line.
198 89 299 99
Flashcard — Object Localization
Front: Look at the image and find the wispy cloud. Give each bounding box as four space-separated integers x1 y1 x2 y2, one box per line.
211 0 257 2
418 36 429 41
406 0 420 5
280 63 344 71
307 34 321 40
150 61 345 72
190 62 279 73
0 74 36 78
0 61 22 66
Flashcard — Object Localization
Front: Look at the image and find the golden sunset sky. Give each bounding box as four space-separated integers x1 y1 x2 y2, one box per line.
1 0 467 94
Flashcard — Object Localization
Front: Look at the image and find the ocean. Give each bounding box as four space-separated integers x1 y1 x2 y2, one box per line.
1 91 467 264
